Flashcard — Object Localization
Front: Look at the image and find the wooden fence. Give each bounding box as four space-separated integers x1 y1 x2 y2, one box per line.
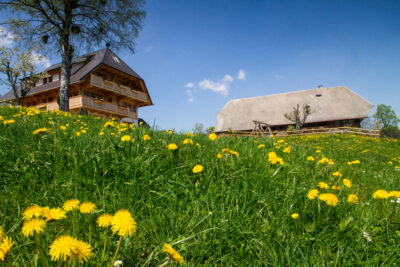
219 126 380 138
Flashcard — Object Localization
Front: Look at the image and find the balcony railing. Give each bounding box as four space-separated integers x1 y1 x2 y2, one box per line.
90 75 148 102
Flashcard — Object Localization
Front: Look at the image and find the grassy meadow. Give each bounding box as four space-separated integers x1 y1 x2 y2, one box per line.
1 105 400 266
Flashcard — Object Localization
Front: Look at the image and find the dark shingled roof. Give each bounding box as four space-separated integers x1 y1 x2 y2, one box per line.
1 48 148 103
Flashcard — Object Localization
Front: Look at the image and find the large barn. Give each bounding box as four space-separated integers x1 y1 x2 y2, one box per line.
215 86 373 133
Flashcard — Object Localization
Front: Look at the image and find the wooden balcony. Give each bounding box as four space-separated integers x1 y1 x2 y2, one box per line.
81 96 137 119
30 96 137 119
90 75 148 103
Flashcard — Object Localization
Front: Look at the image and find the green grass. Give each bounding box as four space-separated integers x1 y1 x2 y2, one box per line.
1 105 400 266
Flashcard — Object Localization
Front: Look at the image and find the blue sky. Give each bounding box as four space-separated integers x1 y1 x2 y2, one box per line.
1 0 400 131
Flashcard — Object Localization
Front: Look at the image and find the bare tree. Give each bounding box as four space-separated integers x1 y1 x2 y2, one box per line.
284 104 312 130
1 0 145 111
0 46 46 105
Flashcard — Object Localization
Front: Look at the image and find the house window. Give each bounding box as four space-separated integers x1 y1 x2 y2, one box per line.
107 97 113 103
42 99 47 103
48 76 53 83
96 94 103 100
74 91 78 96
53 74 59 81
129 104 136 112
83 91 89 96
90 92 95 98
48 97 53 102
36 79 43 86
316 94 322 97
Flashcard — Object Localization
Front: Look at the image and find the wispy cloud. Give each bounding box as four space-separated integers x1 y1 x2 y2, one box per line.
31 51 52 69
199 74 233 96
238 69 246 80
186 89 194 103
145 46 153 52
184 82 194 88
274 74 284 80
0 26 15 47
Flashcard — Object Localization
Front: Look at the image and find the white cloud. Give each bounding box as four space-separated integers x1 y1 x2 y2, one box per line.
274 74 284 80
199 74 233 96
223 74 233 82
31 51 52 69
184 82 194 88
238 69 246 80
0 26 15 47
145 46 153 52
186 89 194 103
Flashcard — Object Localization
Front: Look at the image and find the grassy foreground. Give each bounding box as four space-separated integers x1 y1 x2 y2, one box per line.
1 105 400 266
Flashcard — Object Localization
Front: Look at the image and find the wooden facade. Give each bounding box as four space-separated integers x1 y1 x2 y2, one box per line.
2 48 153 121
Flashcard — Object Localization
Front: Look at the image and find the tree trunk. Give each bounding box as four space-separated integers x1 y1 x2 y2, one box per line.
58 1 73 111
18 96 23 106
59 39 73 111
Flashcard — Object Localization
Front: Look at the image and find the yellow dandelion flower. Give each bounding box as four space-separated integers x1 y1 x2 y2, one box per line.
258 144 265 149
208 133 217 141
63 199 80 212
283 146 291 154
167 143 178 150
3 119 15 125
192 164 204 174
99 131 104 135
315 149 321 153
217 153 223 159
162 243 185 265
22 219 46 237
318 182 329 190
373 189 389 199
0 236 13 261
23 205 43 221
307 156 314 161
97 214 113 228
229 150 240 157
343 178 352 188
319 193 339 206
332 171 342 177
182 139 193 145
268 152 284 165
79 202 96 214
120 135 131 142
49 235 76 262
143 134 151 141
75 131 81 136
347 194 359 204
72 240 93 263
111 209 136 237
0 226 3 240
60 125 67 130
307 189 319 200
331 185 342 191
389 191 400 198
291 213 299 219
32 128 48 135
42 207 66 222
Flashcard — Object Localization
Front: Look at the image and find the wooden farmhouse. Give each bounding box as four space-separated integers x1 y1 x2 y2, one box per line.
215 86 373 133
0 48 153 121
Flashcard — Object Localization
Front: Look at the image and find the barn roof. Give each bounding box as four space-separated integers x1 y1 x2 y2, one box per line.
215 86 373 132
0 48 152 105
